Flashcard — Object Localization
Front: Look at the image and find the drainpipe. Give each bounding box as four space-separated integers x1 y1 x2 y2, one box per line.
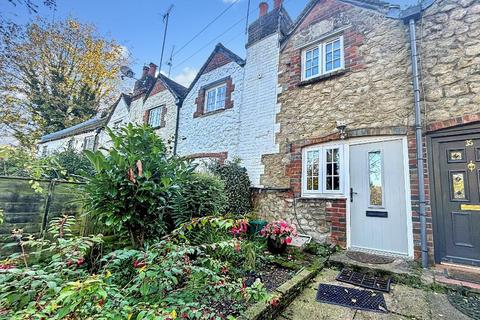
173 98 182 155
408 18 428 269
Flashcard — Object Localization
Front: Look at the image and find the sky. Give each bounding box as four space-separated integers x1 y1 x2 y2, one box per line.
1 0 418 88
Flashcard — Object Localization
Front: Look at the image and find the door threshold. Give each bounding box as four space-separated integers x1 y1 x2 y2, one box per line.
439 262 480 273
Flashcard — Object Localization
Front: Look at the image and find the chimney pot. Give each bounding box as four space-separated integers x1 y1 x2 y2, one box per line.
274 0 282 9
259 2 268 17
148 62 157 77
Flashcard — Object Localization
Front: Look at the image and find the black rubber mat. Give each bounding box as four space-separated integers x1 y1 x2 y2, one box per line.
336 269 392 293
448 291 480 320
316 284 388 313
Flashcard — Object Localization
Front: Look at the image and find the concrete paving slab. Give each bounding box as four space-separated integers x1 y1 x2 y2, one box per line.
427 292 471 320
280 268 471 320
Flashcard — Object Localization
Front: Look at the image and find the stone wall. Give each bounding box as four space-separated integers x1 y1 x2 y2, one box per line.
256 0 415 247
420 0 480 126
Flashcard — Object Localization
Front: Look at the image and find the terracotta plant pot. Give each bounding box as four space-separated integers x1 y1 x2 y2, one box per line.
267 238 287 255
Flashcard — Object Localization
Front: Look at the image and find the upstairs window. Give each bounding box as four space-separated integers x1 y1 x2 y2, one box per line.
302 145 345 197
302 36 344 81
205 84 227 113
148 107 162 128
83 136 95 151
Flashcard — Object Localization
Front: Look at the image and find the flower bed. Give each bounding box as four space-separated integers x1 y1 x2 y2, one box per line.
0 216 329 319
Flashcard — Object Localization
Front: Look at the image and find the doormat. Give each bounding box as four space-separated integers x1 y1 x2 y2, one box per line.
346 251 395 264
336 269 392 293
447 291 480 320
316 284 388 313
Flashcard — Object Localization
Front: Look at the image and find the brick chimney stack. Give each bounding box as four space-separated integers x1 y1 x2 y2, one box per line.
142 66 149 78
274 0 282 9
259 2 268 17
148 63 157 77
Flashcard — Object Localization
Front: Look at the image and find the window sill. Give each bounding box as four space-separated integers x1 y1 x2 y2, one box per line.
196 108 231 118
298 68 349 87
300 193 347 200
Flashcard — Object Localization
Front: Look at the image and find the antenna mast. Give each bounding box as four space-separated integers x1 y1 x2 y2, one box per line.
166 45 175 77
159 4 174 75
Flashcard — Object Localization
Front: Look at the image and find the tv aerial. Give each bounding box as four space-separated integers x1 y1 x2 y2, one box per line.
120 66 136 80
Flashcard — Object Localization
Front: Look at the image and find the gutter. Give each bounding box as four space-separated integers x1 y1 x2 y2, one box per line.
402 4 432 269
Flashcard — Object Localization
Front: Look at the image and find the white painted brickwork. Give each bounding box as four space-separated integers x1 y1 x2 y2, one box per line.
131 90 178 147
177 62 244 159
39 131 97 156
239 33 280 186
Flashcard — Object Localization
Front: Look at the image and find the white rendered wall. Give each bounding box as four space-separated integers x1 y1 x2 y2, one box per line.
131 89 178 147
238 34 280 186
177 62 244 159
38 130 97 156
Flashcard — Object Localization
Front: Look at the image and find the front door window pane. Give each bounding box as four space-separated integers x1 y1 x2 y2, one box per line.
452 172 466 200
368 151 383 206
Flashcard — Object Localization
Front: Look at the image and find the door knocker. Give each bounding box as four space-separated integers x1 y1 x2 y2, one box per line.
467 161 476 172
466 140 474 147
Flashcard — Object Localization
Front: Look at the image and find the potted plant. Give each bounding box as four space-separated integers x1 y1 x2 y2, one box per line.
260 220 297 255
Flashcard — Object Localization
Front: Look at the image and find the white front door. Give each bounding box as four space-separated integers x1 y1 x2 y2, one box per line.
349 139 409 255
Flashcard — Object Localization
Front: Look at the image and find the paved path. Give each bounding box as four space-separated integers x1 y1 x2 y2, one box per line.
279 269 471 320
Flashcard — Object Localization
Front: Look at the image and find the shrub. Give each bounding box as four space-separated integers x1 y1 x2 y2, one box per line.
172 173 228 226
209 159 252 215
83 124 194 248
50 147 95 178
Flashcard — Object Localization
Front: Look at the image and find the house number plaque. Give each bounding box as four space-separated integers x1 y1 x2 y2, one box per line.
461 204 480 211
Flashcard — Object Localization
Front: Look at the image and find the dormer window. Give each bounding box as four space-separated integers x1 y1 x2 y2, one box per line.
205 83 227 113
302 36 344 81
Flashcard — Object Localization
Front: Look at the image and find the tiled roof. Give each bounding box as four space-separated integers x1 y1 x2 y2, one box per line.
39 117 106 143
157 73 188 99
186 43 245 94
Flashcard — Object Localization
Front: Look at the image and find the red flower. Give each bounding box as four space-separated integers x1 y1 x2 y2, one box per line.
98 299 104 307
285 237 292 244
76 258 85 266
270 298 280 307
133 260 145 268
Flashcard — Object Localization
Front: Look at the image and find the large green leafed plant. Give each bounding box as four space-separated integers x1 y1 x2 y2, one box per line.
83 124 194 248
209 159 252 215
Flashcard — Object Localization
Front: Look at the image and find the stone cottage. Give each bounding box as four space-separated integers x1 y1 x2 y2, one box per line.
254 0 480 267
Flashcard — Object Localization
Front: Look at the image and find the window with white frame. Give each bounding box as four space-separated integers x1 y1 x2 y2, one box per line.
148 106 162 127
205 83 227 113
83 136 95 151
302 145 345 196
302 36 344 81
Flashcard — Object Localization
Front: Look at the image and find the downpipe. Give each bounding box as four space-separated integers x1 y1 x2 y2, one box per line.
408 18 428 269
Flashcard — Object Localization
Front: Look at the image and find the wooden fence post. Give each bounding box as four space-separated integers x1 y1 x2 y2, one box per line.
41 179 56 235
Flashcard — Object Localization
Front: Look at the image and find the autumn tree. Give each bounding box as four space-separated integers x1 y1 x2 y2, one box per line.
0 18 130 147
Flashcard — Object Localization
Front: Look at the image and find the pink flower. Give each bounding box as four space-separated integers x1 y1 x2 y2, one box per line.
285 237 292 244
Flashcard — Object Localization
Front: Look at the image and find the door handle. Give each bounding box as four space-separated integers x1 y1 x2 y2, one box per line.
350 188 358 202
